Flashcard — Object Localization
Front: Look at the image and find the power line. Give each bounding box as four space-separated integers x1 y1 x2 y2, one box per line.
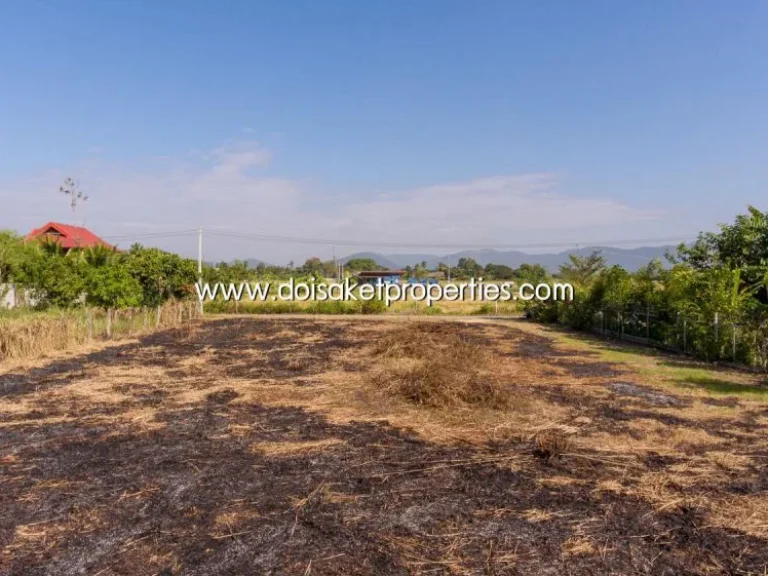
101 230 199 241
203 228 696 250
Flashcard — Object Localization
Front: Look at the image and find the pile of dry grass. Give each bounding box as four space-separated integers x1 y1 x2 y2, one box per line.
526 423 578 461
371 323 512 409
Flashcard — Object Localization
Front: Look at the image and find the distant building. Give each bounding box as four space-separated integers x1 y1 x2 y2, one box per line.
407 276 440 285
25 222 113 253
355 270 407 285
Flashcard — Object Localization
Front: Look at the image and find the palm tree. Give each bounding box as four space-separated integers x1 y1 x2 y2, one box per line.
80 245 118 267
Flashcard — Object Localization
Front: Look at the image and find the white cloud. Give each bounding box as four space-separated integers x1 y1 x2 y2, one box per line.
0 139 665 262
208 141 272 177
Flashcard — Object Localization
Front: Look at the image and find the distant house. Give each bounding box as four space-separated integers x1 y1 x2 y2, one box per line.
409 271 444 284
355 270 407 285
25 222 113 253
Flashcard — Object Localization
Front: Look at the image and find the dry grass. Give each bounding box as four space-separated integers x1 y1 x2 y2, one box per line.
527 423 578 461
251 438 346 457
0 301 199 364
3 316 768 574
371 323 514 409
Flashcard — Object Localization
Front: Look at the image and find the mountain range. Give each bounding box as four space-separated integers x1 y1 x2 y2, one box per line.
338 246 677 272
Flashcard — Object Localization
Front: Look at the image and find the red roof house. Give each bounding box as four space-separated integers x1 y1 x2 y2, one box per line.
25 222 113 252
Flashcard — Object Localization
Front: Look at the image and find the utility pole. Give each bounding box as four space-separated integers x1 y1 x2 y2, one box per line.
197 228 204 316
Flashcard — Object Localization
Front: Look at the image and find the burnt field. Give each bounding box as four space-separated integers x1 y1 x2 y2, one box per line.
1 316 768 575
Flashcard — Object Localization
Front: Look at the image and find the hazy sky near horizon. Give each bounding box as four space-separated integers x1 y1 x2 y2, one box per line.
1 1 767 263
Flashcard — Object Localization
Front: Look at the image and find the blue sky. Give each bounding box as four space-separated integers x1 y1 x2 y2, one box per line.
1 1 767 262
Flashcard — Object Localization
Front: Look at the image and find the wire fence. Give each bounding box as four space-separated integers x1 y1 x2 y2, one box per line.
592 305 762 369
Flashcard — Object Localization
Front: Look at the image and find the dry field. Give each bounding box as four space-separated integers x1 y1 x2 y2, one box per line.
1 316 767 575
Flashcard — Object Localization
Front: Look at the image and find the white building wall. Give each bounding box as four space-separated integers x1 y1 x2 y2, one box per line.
1 284 16 308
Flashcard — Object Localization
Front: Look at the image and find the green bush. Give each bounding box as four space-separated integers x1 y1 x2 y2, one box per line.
472 303 494 315
422 305 443 315
359 297 387 315
305 301 359 314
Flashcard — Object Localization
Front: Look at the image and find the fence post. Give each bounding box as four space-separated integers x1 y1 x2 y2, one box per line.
619 311 624 340
87 308 94 342
106 309 113 339
683 316 687 354
714 312 719 358
646 304 651 343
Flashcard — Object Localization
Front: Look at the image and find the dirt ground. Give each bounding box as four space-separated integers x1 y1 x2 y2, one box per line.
1 316 767 576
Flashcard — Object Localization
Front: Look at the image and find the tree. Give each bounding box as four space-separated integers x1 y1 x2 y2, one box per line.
455 257 482 279
0 232 25 302
321 259 337 278
84 260 143 337
345 258 380 271
515 263 549 285
124 246 197 319
301 257 324 275
676 205 768 304
484 263 515 280
558 251 605 287
15 243 86 308
598 266 633 310
0 231 22 281
413 261 427 279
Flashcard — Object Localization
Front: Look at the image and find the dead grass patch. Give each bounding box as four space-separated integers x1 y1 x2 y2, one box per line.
562 536 596 557
251 438 346 457
4 316 768 575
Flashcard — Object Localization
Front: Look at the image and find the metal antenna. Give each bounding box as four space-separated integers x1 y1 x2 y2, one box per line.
59 178 89 225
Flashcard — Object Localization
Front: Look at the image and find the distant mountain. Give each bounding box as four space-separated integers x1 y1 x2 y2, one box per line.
341 246 676 272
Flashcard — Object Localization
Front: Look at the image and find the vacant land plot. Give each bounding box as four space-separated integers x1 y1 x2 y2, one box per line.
1 316 767 575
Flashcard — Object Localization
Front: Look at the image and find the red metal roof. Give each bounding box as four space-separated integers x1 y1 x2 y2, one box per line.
25 222 113 250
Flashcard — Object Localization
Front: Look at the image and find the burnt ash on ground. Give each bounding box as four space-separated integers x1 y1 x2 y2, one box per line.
1 318 767 575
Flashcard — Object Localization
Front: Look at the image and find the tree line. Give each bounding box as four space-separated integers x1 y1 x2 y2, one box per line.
3 205 766 369
206 256 549 282
0 234 198 328
525 206 768 370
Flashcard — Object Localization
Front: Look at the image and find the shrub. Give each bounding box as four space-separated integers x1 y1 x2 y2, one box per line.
422 305 443 315
305 301 358 314
472 303 494 315
359 296 387 315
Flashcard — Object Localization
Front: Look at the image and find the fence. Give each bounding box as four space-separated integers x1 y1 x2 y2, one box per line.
592 305 762 369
